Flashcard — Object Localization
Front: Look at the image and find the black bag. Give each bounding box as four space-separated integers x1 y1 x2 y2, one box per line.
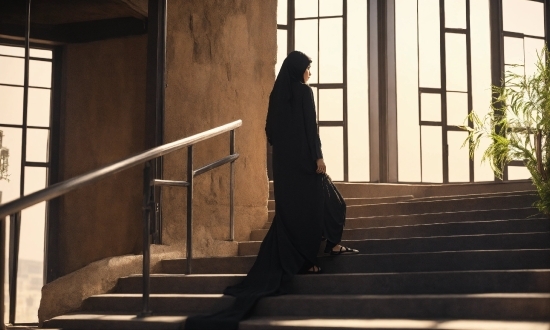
321 174 346 246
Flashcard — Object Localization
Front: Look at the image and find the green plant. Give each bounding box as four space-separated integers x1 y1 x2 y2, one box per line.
462 46 550 214
0 130 9 182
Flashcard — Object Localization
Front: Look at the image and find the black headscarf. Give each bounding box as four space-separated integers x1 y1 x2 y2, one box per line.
266 51 312 145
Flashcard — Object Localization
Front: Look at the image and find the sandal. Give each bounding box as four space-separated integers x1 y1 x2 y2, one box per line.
305 265 323 274
330 246 359 255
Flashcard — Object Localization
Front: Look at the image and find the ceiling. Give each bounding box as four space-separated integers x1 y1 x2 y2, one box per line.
0 0 149 44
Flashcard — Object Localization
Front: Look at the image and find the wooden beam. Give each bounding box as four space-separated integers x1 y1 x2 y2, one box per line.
0 16 147 44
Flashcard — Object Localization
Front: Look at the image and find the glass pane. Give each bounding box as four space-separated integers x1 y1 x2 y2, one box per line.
276 29 288 76
19 166 47 323
319 18 343 83
319 0 342 16
30 49 52 59
444 0 466 29
310 86 319 120
446 92 468 126
448 131 469 182
418 0 441 88
508 166 531 180
30 60 52 88
445 33 468 92
27 88 51 127
26 129 49 163
524 37 545 78
23 166 46 195
503 0 544 37
295 19 319 84
470 0 494 182
318 89 343 121
295 0 318 18
0 56 24 85
15 249 43 323
396 0 421 182
421 93 441 122
319 126 344 181
505 64 525 81
0 127 22 204
277 0 288 25
0 85 23 125
347 0 369 182
0 46 24 57
504 37 524 65
474 135 494 181
421 125 443 182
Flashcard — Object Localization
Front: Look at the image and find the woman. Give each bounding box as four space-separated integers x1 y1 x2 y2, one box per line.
184 51 357 330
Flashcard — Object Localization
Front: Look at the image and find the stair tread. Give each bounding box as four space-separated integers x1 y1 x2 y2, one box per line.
45 313 550 330
89 292 550 299
254 218 549 233
251 218 550 241
114 269 550 295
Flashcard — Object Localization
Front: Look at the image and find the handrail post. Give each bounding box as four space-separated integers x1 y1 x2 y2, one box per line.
186 146 194 274
8 212 21 325
229 130 235 241
141 162 152 316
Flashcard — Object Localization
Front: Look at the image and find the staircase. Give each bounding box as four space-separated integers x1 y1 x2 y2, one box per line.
43 181 550 329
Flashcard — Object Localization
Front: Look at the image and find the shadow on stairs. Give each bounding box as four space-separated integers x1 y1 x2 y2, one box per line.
43 181 550 329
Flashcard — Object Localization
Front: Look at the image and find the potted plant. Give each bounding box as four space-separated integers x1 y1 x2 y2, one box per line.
462 46 550 214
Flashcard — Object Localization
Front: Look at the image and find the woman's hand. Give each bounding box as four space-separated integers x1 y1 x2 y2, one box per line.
316 158 326 174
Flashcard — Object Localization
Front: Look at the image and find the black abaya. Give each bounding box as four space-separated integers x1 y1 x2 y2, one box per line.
184 51 336 330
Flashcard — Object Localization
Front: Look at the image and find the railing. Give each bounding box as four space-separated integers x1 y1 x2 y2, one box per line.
0 119 242 320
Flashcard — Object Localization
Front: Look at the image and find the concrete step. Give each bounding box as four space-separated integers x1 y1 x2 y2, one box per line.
252 293 550 321
161 249 550 274
267 195 415 210
346 194 538 218
115 270 550 295
345 207 541 228
251 218 550 241
263 207 542 229
43 313 185 330
77 293 550 320
342 218 550 240
269 180 534 199
409 190 536 202
238 231 550 256
241 317 550 330
267 202 539 224
43 314 550 330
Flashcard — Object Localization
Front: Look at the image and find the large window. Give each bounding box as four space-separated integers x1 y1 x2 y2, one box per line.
395 0 494 183
501 0 545 180
278 0 370 182
277 0 546 183
0 44 53 323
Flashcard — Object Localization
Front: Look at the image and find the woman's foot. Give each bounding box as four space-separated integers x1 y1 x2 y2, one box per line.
329 244 359 255
306 265 322 274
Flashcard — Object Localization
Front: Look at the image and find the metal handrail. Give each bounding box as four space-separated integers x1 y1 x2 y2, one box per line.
0 120 241 218
0 119 242 318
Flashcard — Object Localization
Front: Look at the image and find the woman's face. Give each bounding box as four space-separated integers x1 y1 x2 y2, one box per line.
303 65 311 83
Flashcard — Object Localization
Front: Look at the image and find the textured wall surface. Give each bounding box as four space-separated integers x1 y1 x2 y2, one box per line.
163 0 276 256
58 35 148 276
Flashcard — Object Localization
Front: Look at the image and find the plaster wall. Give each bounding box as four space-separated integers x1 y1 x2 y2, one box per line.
162 0 276 256
58 35 148 276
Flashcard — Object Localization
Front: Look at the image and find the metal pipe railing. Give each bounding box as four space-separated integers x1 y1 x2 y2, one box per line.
186 146 194 275
0 120 242 219
0 119 242 319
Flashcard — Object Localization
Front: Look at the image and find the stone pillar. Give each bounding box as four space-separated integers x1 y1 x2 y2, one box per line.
162 0 276 256
58 35 148 276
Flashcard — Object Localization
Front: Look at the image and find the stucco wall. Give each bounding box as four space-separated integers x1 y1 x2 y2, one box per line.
58 35 148 276
162 0 276 256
